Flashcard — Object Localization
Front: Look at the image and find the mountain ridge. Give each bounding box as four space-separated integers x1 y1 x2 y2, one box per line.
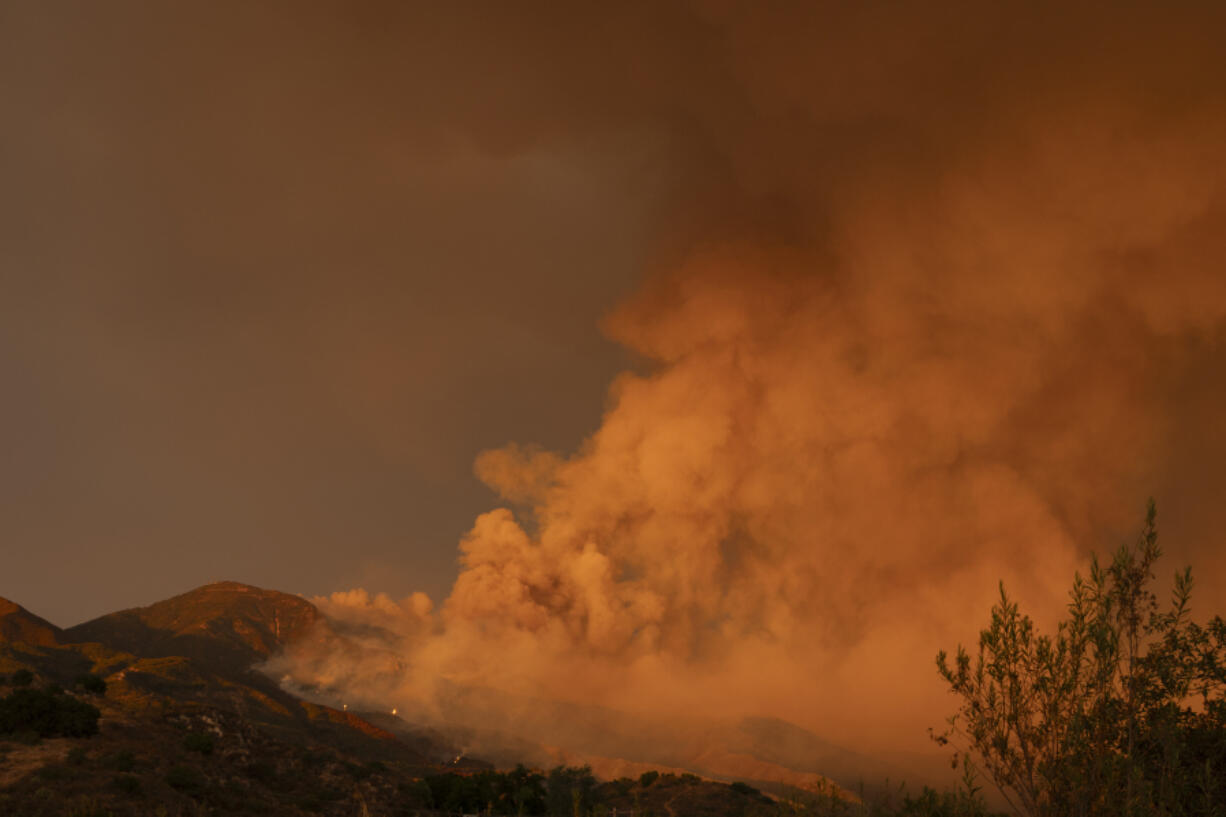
1 581 799 816
0 596 63 647
64 581 324 674
2 582 917 807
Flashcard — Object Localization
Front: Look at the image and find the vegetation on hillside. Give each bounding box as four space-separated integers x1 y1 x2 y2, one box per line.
936 502 1226 816
410 765 778 817
412 766 1002 817
0 684 100 739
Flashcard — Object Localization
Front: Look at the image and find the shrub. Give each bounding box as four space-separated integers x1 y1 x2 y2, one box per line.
900 785 994 816
61 794 114 817
166 764 205 793
183 731 215 755
639 770 659 787
11 669 33 687
36 763 72 781
112 774 142 796
730 782 760 796
110 751 136 772
0 688 100 738
298 748 330 768
246 759 277 784
75 674 107 695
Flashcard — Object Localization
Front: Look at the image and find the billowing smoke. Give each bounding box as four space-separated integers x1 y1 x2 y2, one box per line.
274 0 1226 774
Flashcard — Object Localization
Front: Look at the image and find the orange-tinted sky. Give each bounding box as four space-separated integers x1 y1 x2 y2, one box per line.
2 2 661 624
5 2 1226 751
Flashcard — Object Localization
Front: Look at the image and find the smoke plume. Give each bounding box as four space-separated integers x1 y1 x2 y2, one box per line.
275 0 1226 769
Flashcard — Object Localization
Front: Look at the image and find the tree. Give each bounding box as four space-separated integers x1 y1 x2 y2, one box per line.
506 764 548 816
935 501 1226 816
547 765 595 817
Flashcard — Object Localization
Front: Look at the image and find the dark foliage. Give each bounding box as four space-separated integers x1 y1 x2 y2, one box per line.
423 764 552 815
936 502 1226 816
246 758 278 784
547 764 597 817
898 786 995 817
0 686 100 737
183 730 216 755
75 673 108 694
416 766 790 817
109 750 136 772
165 763 205 793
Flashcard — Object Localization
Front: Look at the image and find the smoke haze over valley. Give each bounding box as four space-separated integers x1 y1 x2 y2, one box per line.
6 0 1226 787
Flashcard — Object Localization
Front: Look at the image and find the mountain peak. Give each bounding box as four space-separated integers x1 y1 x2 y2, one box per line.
0 596 62 646
195 580 280 594
64 581 322 672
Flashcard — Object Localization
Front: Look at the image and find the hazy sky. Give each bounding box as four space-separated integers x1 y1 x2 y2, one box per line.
4 5 1226 759
2 2 664 624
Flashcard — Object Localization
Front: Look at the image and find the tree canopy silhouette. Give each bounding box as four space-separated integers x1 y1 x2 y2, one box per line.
936 501 1226 816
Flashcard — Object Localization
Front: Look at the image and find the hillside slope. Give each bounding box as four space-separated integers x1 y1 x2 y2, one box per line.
0 584 478 815
65 581 324 673
0 597 62 647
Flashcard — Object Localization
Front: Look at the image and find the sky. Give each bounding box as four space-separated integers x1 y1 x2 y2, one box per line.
5 0 1226 759
2 2 660 624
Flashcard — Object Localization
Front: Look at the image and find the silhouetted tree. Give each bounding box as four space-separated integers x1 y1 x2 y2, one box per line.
936 501 1226 816
547 765 596 817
